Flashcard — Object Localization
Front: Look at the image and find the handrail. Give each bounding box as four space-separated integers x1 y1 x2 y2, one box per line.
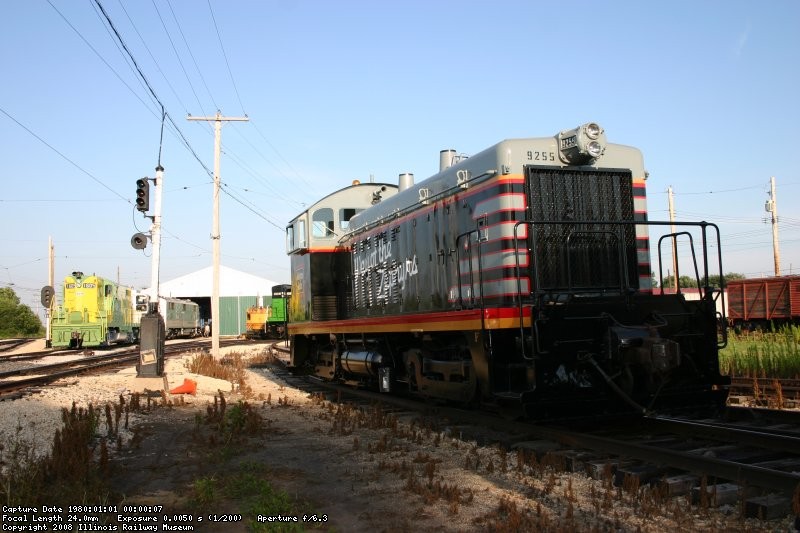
455 226 487 334
510 219 726 358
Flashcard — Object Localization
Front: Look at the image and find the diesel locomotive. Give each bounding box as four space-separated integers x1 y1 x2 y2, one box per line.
286 123 730 418
51 271 138 348
244 284 291 339
50 272 203 348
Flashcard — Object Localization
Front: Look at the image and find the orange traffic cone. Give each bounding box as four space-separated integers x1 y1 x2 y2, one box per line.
169 378 197 395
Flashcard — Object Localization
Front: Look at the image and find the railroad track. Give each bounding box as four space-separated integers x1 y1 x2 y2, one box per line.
529 413 800 516
265 344 800 520
0 338 32 354
0 338 262 399
730 376 800 409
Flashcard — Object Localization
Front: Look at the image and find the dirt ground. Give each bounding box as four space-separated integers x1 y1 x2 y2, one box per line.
2 340 795 532
100 353 796 533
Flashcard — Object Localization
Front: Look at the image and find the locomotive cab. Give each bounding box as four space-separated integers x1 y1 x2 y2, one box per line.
287 182 399 368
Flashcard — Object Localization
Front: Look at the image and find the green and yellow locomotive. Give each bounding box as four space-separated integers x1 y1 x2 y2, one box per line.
51 271 138 348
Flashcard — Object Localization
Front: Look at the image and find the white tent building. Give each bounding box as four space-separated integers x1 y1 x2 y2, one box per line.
158 265 278 298
146 266 282 336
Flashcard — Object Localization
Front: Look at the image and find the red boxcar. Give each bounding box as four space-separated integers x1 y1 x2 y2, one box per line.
726 275 800 327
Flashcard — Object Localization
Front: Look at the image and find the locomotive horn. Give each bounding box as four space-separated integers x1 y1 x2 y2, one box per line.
131 233 148 250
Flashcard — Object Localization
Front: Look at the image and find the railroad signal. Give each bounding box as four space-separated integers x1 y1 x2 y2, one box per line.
40 285 54 308
136 177 150 212
135 294 150 312
131 232 148 250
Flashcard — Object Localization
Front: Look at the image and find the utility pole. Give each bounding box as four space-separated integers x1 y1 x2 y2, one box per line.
766 176 781 276
667 186 678 290
187 111 249 359
46 237 54 348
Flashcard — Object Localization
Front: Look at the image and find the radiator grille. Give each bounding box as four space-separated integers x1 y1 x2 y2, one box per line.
527 167 637 292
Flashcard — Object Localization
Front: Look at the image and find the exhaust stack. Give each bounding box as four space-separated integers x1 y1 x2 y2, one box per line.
439 149 457 172
398 173 414 192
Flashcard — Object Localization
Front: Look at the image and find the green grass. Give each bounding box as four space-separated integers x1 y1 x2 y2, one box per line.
190 462 327 532
719 324 800 378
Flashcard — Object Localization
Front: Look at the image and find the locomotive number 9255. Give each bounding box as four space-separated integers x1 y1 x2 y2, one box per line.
527 150 555 161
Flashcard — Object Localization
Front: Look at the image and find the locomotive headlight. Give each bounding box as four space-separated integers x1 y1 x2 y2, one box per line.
587 141 603 158
585 122 602 140
557 122 607 165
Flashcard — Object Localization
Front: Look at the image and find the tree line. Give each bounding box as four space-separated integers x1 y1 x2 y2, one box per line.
0 287 44 338
654 273 745 289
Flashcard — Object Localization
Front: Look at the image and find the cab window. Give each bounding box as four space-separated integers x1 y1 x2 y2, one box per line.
286 219 308 252
339 208 362 231
312 208 335 238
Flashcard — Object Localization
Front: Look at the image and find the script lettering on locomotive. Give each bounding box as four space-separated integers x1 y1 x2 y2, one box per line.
353 234 418 307
375 255 418 303
354 238 393 275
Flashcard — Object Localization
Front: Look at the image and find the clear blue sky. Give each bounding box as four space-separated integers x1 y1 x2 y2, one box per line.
2 0 799 313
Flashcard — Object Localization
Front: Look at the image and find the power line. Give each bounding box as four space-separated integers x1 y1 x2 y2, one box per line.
671 184 765 195
115 0 193 116
250 119 317 191
220 183 285 232
0 106 131 204
206 0 245 115
221 137 305 208
149 0 211 126
164 0 219 112
92 1 169 119
93 0 214 178
96 0 289 230
192 4 311 214
49 0 207 170
46 0 162 120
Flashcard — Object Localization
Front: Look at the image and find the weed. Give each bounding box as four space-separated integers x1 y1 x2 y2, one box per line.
720 325 800 379
192 475 218 506
473 495 552 532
